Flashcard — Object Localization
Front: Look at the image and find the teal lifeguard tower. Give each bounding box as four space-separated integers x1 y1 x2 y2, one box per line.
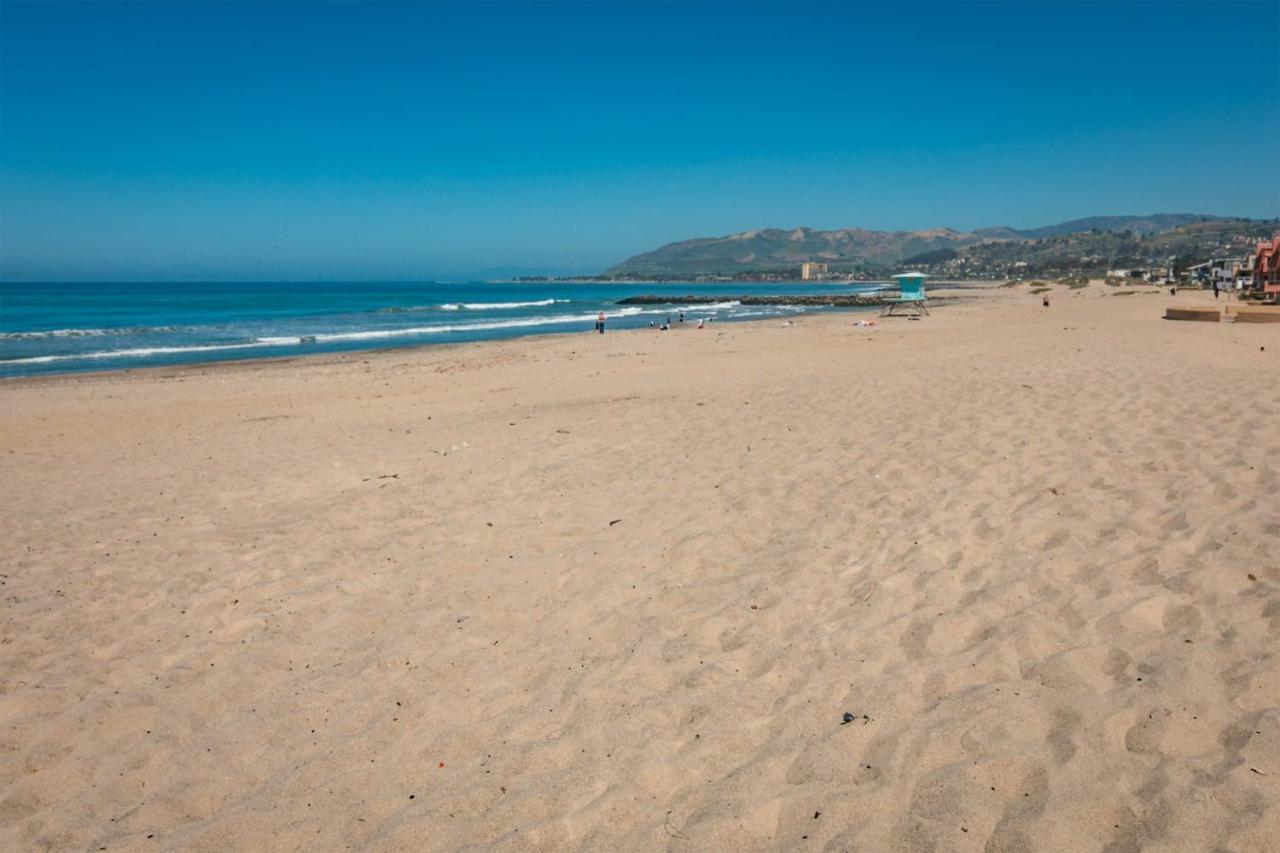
881 272 930 316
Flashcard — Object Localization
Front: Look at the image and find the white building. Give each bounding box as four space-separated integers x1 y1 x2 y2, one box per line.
800 262 828 281
1209 257 1253 290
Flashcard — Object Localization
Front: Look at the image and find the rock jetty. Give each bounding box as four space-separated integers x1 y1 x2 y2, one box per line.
617 294 894 307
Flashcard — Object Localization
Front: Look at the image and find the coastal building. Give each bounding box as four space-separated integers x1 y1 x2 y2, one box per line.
1185 261 1212 286
1254 235 1280 300
800 262 828 281
1211 260 1233 290
1206 257 1253 290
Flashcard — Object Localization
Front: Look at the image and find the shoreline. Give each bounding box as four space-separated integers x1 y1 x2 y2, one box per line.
0 277 1013 379
0 298 906 387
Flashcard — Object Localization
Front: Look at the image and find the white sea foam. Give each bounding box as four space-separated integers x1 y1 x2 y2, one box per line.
0 302 767 368
384 299 568 313
451 299 568 310
0 340 275 365
254 308 666 346
0 326 181 340
729 308 802 318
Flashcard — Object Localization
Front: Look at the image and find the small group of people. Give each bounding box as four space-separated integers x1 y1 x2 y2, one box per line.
647 311 708 331
595 308 710 334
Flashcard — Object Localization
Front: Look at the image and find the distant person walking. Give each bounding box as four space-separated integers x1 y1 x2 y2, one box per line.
595 311 606 334
1042 294 1050 308
1213 281 1220 300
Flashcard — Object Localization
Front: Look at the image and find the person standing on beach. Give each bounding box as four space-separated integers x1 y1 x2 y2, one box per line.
595 312 606 334
1213 281 1220 300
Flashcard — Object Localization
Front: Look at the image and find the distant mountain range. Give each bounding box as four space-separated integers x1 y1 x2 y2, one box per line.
1013 214 1233 239
602 213 1269 278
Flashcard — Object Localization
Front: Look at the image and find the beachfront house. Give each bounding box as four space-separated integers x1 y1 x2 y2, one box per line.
1208 256 1253 290
1185 261 1212 286
1211 260 1233 290
1254 235 1280 301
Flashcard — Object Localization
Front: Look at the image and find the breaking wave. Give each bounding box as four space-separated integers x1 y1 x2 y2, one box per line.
437 299 568 311
0 309 674 365
0 326 183 340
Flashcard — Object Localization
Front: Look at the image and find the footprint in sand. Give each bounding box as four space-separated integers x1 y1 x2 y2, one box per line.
983 765 1050 853
1161 602 1202 633
660 635 692 663
1046 707 1081 764
1042 529 1070 550
1104 647 1133 686
1054 600 1087 632
857 733 899 786
899 619 934 660
1123 708 1171 754
719 624 748 653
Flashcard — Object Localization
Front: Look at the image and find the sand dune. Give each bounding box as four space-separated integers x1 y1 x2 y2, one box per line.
2 283 1277 851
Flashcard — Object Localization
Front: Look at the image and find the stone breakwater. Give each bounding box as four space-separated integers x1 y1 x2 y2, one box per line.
617 294 909 307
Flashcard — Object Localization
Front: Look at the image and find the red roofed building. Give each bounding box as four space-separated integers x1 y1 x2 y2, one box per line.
1256 234 1280 301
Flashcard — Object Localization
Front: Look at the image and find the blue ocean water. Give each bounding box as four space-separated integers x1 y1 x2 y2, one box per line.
0 281 885 378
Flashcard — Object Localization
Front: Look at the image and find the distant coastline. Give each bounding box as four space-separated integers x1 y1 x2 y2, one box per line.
586 214 1279 282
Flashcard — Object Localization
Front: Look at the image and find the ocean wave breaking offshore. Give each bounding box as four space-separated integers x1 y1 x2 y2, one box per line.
254 307 673 345
436 299 568 311
1 306 741 365
1 340 275 365
0 326 185 340
0 296 826 373
1 280 878 376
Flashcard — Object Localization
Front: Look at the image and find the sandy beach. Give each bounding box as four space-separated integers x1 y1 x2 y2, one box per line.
2 282 1277 851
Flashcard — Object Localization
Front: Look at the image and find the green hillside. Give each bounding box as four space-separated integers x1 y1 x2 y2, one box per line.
602 214 1275 279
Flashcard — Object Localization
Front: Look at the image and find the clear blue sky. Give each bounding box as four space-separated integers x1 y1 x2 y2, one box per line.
1 1 1277 281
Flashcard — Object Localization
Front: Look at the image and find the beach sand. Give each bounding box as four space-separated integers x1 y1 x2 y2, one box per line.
2 283 1277 851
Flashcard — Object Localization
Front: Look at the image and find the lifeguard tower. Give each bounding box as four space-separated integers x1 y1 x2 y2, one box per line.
881 272 929 316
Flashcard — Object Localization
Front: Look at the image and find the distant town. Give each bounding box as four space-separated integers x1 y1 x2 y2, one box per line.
515 215 1280 300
